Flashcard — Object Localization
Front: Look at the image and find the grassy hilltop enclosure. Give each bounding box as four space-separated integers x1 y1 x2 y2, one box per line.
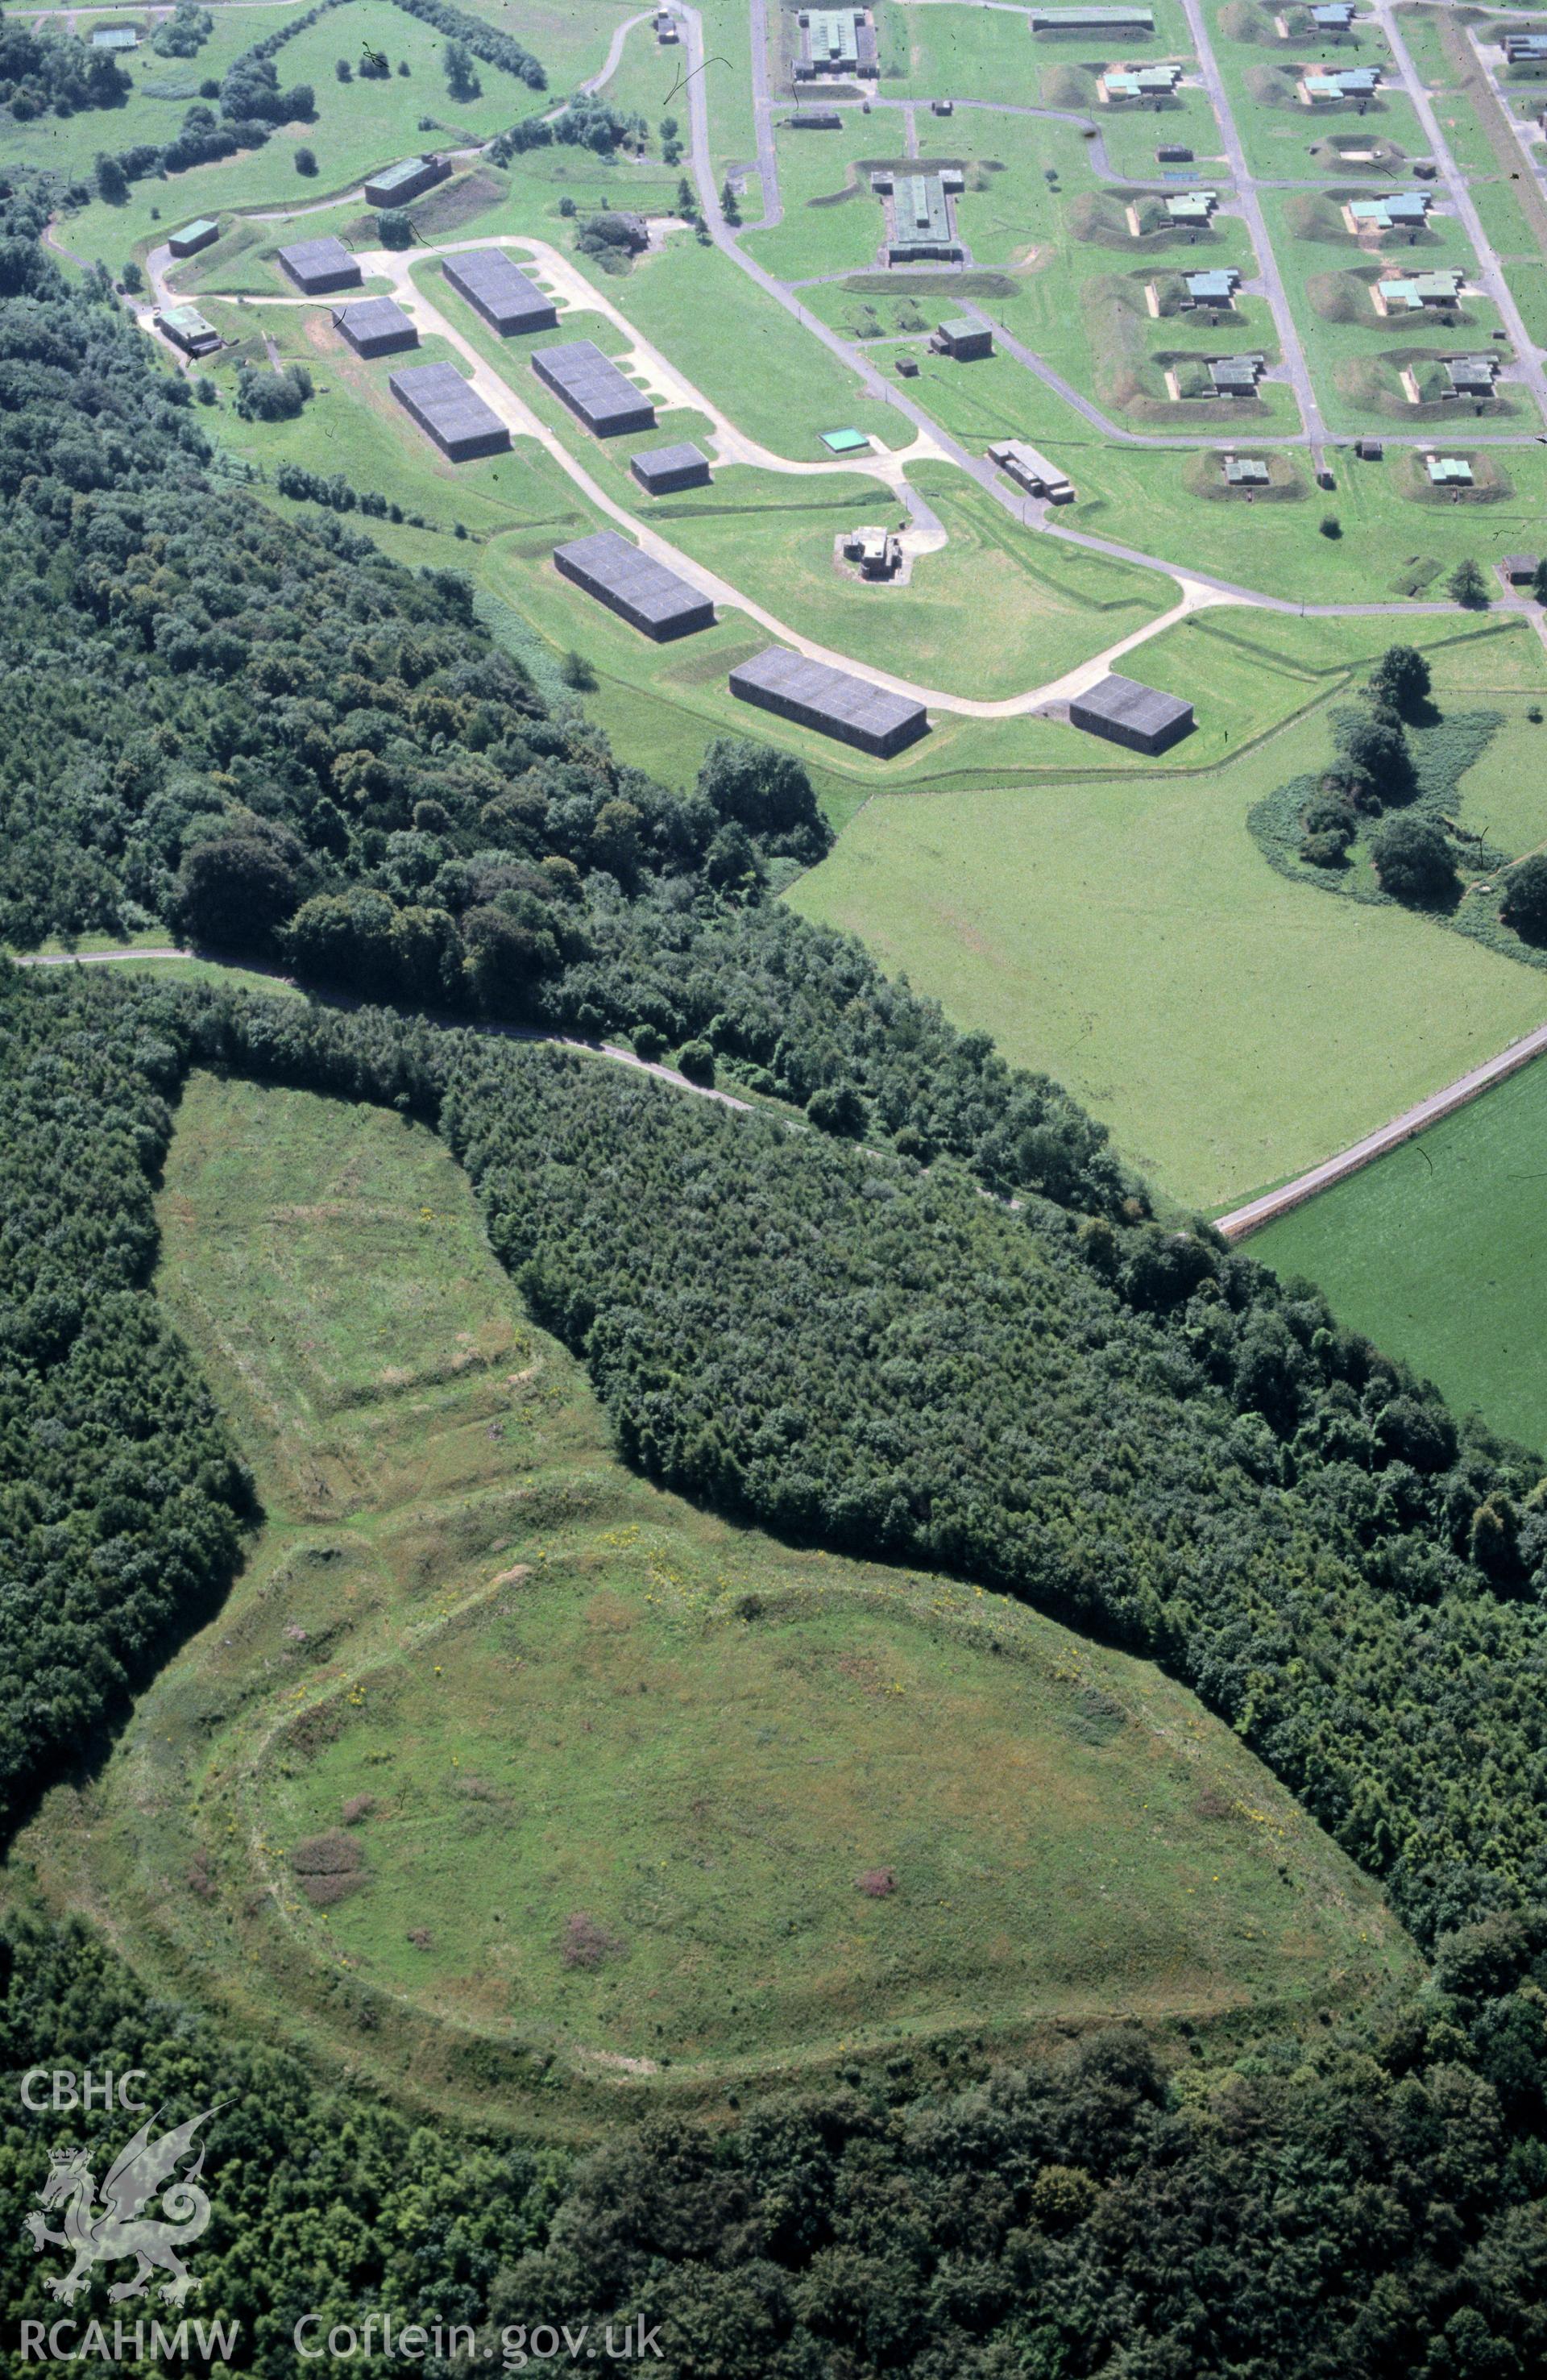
22 1069 1409 2114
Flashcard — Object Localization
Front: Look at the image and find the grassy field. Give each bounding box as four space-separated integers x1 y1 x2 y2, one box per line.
788 617 1547 1207
15 1072 1412 2123
1247 1057 1547 1454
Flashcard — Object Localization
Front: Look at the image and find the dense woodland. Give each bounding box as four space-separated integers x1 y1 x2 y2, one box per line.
3 176 1547 2378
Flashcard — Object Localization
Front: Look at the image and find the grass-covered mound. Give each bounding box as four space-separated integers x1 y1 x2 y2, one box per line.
1399 448 1514 503
1184 448 1306 498
33 1070 1408 2106
1336 354 1517 421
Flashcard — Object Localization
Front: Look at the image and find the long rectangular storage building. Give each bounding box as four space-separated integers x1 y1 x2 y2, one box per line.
442 249 558 335
332 295 419 357
363 153 450 209
276 236 361 295
552 533 714 640
729 646 929 758
532 339 655 435
389 363 511 461
1068 673 1193 754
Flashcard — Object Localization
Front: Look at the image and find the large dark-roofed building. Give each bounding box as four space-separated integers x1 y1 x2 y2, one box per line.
630 440 712 494
389 363 511 461
332 296 419 357
276 236 361 295
363 153 450 209
729 647 929 758
1068 673 1194 754
553 533 714 640
532 339 656 434
442 249 558 336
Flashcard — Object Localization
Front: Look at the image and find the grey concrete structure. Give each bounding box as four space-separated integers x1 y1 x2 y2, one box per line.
552 532 715 639
532 339 656 435
728 646 929 758
629 440 713 493
389 362 511 461
332 296 419 358
1068 673 1194 753
276 237 361 296
363 154 450 209
444 250 558 335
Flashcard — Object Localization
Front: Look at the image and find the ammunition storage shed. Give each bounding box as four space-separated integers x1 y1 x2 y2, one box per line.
532 340 655 435
156 305 221 359
553 533 714 641
277 237 361 296
442 249 558 336
389 363 511 461
363 154 450 209
168 218 219 260
935 317 993 359
332 296 419 357
1069 674 1194 753
630 441 712 493
729 647 929 758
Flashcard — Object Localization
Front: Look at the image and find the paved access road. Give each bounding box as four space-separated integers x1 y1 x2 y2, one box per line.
1216 1016 1547 1238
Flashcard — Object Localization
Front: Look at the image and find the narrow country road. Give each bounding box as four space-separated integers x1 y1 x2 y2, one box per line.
578 10 653 98
1373 0 1547 426
748 0 784 231
1216 1017 1547 1239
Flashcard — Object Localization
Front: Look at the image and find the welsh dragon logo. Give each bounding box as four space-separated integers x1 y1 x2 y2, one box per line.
23 2104 222 2307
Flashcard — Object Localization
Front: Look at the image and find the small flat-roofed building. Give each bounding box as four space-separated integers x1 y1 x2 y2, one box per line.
1223 455 1270 484
1103 63 1182 98
156 305 221 359
390 362 511 461
1446 353 1498 397
1030 5 1155 28
885 168 962 261
1166 189 1218 224
989 438 1075 501
90 23 138 48
532 339 655 435
821 426 871 454
1184 267 1239 305
1357 434 1383 458
443 248 558 335
1310 3 1356 29
1501 554 1538 584
796 6 877 77
277 237 361 296
1209 353 1264 393
932 96 954 114
1425 453 1473 485
1304 64 1381 98
842 524 902 578
168 218 220 260
1503 31 1547 62
729 646 928 758
630 439 712 494
333 295 419 358
553 532 714 641
1350 189 1431 231
1069 673 1194 753
654 8 678 39
1157 142 1194 161
363 154 450 210
935 317 993 359
1378 268 1462 311
790 106 844 126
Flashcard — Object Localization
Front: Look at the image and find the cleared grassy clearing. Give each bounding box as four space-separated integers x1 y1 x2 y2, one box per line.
788 617 1547 1206
16 1072 1412 2121
1247 1057 1547 1454
742 117 893 280
53 0 537 259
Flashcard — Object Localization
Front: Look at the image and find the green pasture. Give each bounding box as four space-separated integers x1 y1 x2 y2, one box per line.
1205 0 1425 180
19 1070 1411 2120
741 116 891 280
1247 1057 1547 1454
1047 434 1547 602
876 4 1057 103
788 613 1547 1206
